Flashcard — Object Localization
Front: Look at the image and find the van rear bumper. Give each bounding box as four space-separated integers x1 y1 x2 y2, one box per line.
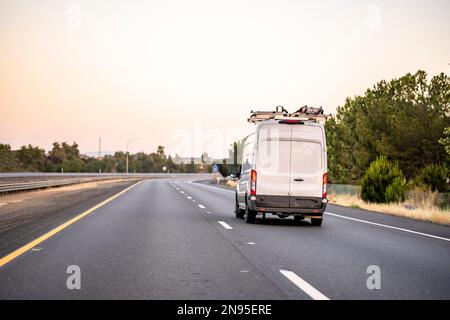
248 195 327 216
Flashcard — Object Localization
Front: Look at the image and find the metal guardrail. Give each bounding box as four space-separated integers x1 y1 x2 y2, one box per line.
0 177 123 194
327 184 361 197
0 173 213 178
0 173 213 194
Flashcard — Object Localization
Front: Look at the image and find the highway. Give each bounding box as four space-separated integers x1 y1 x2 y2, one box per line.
0 178 449 299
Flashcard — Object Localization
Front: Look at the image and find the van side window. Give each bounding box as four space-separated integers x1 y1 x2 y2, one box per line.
241 140 254 176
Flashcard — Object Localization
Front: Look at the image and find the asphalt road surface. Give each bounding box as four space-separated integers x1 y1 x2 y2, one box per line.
0 178 449 299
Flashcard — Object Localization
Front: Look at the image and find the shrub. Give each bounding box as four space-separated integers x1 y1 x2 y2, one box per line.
385 177 407 203
417 164 449 192
361 156 406 203
217 164 231 177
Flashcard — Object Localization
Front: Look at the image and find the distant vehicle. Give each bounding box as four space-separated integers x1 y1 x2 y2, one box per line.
235 106 328 226
212 164 220 173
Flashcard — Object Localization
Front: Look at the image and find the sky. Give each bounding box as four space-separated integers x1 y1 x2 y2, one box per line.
0 0 449 158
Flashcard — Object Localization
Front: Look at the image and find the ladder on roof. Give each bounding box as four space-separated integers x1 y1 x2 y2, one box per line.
248 105 328 124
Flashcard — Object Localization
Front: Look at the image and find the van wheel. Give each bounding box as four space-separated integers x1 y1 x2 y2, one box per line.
311 218 323 226
294 216 304 222
245 205 257 224
235 194 245 219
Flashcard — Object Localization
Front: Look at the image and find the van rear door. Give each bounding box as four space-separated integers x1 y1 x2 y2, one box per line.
289 125 324 208
255 123 291 208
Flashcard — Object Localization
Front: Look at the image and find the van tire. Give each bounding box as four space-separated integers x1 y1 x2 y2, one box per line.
235 194 245 219
311 218 323 226
245 205 257 224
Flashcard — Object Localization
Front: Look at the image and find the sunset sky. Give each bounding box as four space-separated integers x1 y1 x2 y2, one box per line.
0 0 449 158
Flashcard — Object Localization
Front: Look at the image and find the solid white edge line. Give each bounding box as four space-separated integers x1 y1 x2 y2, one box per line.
217 221 233 230
280 270 330 301
325 211 450 242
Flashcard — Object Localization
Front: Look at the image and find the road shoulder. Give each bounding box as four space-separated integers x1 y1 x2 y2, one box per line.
0 179 141 258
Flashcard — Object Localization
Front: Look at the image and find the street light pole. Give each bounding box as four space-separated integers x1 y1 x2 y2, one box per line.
126 138 139 174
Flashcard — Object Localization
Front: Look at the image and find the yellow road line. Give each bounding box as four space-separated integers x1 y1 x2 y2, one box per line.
0 180 143 268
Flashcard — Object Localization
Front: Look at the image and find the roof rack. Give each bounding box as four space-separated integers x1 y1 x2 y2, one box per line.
248 105 328 124
247 106 288 123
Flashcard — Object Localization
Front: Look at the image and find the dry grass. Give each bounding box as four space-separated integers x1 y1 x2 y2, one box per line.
226 180 238 188
329 193 450 226
211 174 221 184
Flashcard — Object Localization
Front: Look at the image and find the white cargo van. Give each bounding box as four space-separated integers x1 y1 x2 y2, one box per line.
235 107 328 226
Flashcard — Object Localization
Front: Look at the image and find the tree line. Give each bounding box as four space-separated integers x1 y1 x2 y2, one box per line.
0 142 211 173
325 70 449 193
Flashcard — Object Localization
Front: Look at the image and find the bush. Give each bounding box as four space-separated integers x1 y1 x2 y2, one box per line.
417 164 449 192
361 156 406 203
217 164 231 177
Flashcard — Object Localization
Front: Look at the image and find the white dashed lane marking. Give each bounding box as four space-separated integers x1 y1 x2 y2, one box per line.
218 221 233 230
280 270 330 300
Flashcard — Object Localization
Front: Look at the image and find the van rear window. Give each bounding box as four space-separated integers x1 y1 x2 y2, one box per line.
291 125 323 143
256 139 291 174
291 141 322 173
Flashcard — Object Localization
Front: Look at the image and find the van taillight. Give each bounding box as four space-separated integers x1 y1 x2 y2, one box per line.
250 170 257 196
322 172 328 199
